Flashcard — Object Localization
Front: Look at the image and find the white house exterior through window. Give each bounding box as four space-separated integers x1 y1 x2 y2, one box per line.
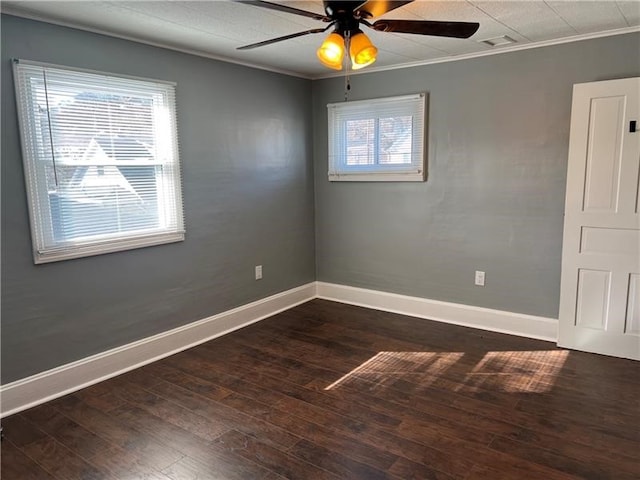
13 60 185 263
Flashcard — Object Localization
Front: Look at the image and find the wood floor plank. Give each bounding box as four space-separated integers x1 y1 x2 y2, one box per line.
145 376 301 451
489 435 639 480
261 472 289 480
515 394 640 440
500 426 640 476
105 380 229 442
225 334 513 438
88 444 175 480
111 404 273 480
226 312 640 464
21 404 114 460
137 360 402 471
387 456 459 480
211 430 341 480
28 392 178 479
400 433 581 480
463 463 573 480
229 324 524 409
74 390 128 413
111 402 226 459
0 440 56 480
151 352 488 480
3 299 638 480
195 338 341 387
202 336 509 446
287 438 399 480
221 392 400 471
159 453 271 480
49 395 184 471
20 436 114 480
283 309 633 389
264 318 528 406
135 361 233 402
1 413 49 447
223 388 480 480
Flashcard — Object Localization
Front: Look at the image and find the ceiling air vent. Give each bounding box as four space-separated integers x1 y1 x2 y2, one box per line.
479 35 517 47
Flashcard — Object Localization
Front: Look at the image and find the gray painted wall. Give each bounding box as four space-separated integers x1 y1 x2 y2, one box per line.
2 13 639 384
1 15 315 383
313 33 640 319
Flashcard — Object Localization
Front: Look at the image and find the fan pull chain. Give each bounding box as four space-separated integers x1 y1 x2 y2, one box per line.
344 31 351 101
344 73 351 101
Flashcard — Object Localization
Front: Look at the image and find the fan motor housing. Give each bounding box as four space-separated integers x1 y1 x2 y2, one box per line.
324 1 370 19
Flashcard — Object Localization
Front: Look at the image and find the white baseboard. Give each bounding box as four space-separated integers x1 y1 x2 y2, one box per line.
0 282 316 418
1 280 558 417
316 282 558 343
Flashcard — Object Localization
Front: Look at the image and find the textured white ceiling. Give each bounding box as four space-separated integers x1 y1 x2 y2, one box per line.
2 1 639 78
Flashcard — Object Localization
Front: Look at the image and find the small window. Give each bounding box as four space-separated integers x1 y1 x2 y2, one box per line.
328 93 426 182
13 60 185 264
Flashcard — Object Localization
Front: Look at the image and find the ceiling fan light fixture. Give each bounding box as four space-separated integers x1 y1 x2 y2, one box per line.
317 32 345 70
239 1 482 73
349 30 378 69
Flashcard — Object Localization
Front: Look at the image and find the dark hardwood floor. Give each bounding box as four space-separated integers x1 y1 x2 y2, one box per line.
2 299 639 479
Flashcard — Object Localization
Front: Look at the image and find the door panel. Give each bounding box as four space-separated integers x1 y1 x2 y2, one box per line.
575 269 610 330
626 274 640 335
580 227 639 255
583 96 625 212
559 77 640 360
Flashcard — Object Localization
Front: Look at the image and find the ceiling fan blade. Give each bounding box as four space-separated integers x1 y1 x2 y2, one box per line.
372 19 480 38
237 1 330 22
355 1 414 19
237 27 329 50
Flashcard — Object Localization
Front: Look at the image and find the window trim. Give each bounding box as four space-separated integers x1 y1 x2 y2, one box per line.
13 59 185 264
327 93 426 182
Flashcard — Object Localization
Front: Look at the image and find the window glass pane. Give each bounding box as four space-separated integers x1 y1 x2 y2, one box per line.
379 116 412 165
14 61 184 262
346 118 375 165
46 163 160 243
327 93 424 181
34 84 162 243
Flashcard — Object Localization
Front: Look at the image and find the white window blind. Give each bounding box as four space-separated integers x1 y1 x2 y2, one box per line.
13 60 185 263
328 93 426 182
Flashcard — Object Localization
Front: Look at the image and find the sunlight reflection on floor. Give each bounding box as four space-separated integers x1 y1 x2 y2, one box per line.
325 350 569 393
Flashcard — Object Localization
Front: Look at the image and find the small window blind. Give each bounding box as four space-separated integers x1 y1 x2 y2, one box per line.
328 93 426 182
13 60 185 263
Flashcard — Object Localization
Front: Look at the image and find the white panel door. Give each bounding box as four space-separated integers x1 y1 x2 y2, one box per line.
559 77 640 360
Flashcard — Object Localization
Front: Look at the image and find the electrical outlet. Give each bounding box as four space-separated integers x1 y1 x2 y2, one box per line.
255 265 263 280
475 270 485 286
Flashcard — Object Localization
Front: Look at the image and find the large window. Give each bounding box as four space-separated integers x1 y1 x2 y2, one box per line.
13 60 184 263
327 93 426 181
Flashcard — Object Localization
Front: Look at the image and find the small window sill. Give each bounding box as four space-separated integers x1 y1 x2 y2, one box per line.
34 232 185 264
328 172 425 182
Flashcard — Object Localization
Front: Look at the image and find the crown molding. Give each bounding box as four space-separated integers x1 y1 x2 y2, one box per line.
2 10 638 82
0 9 313 80
313 26 640 79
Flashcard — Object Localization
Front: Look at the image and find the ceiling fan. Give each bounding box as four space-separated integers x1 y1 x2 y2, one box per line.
237 1 480 71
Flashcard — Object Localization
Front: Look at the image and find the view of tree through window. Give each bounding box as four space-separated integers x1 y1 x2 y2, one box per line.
345 116 412 165
328 93 425 182
346 119 375 165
